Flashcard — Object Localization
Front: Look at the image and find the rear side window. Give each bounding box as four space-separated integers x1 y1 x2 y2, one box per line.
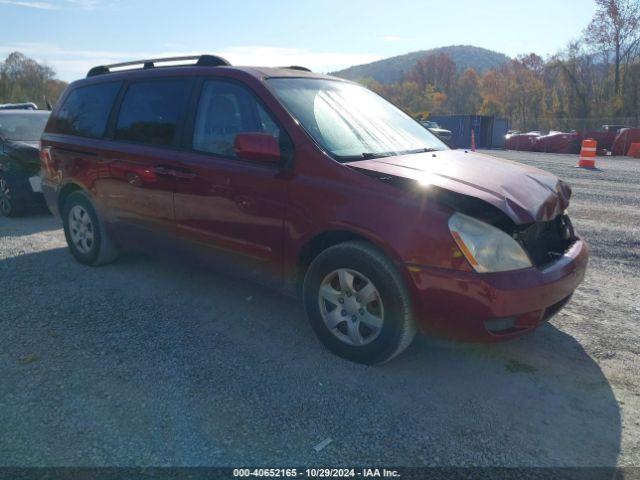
192 80 281 158
115 79 190 147
50 82 121 138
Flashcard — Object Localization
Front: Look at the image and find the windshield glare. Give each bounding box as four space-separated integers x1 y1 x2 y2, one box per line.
267 78 447 160
0 112 50 141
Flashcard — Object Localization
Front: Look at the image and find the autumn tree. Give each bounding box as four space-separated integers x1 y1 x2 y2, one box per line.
479 69 507 116
0 52 67 108
451 68 482 114
477 56 544 131
585 0 640 96
407 53 457 94
543 42 602 129
356 13 640 131
622 62 640 123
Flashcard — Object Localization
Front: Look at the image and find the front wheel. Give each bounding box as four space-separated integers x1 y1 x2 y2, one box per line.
62 191 119 266
303 241 416 364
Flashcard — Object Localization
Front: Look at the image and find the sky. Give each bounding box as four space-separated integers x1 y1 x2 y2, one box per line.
0 0 598 82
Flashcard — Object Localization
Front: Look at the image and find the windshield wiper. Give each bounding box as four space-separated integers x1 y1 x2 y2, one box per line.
361 152 392 159
339 148 441 162
401 147 442 155
338 152 393 162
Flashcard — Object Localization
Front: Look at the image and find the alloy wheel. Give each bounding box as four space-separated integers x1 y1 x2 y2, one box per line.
318 268 384 346
68 205 95 254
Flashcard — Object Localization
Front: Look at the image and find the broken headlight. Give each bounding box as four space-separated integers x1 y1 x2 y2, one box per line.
448 212 532 273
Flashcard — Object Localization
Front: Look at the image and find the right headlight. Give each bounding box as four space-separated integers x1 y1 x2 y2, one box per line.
448 212 532 273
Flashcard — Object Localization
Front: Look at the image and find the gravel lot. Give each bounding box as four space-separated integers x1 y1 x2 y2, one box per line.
0 151 638 467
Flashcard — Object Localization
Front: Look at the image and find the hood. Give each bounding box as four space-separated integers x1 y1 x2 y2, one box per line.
3 140 41 171
346 149 571 225
6 140 39 150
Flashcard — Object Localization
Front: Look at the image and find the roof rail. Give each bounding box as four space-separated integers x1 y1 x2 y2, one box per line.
284 65 312 72
86 54 231 78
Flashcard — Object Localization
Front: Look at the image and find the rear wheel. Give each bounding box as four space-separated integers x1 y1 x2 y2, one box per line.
0 174 25 217
62 191 119 266
303 241 416 364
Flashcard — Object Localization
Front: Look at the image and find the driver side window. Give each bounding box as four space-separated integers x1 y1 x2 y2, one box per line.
192 80 280 158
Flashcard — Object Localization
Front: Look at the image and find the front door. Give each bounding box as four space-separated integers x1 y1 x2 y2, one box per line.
173 79 290 286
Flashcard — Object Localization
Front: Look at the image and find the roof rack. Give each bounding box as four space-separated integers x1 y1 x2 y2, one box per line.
86 54 231 78
283 65 312 72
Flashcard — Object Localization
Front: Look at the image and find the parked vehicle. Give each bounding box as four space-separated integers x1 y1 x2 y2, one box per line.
0 110 50 216
0 102 39 111
505 130 521 139
420 120 453 142
602 124 630 134
40 55 588 364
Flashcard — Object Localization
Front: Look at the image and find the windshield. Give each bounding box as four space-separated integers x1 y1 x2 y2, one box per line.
0 112 50 141
267 78 447 160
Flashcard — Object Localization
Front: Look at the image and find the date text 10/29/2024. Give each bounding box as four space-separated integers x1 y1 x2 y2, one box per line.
233 468 401 478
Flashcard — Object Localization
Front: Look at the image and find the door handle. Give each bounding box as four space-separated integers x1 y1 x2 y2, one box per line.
109 161 157 184
128 167 157 183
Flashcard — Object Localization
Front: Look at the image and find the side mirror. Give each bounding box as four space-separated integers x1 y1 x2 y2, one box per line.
234 132 281 163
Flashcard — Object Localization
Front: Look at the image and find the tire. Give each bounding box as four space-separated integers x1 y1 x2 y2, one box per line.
0 173 26 217
303 240 416 364
62 191 119 266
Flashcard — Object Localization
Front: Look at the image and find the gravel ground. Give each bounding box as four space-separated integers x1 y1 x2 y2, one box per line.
0 151 638 467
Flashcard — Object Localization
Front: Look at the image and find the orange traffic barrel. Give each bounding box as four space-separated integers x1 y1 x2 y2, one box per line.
578 139 597 168
627 142 640 158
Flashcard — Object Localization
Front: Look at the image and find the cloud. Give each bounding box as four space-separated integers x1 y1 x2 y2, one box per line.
0 0 57 9
381 35 410 42
64 0 101 9
0 43 382 81
0 0 101 9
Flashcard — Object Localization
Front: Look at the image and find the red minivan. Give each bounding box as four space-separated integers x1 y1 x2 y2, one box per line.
40 55 588 364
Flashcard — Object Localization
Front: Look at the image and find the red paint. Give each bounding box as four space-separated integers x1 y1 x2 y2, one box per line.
234 133 281 162
345 149 572 224
407 240 588 340
40 65 588 342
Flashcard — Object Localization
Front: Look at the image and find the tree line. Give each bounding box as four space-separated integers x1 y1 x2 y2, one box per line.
361 0 640 132
0 52 67 109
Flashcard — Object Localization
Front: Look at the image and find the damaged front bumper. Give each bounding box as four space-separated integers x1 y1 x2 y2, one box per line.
406 239 589 342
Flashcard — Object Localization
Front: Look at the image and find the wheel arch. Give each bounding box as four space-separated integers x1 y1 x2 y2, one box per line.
58 182 88 215
294 228 405 296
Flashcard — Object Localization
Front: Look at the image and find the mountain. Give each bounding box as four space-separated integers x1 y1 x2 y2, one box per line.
330 45 511 84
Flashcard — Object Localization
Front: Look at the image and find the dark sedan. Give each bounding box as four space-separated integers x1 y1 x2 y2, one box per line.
0 110 50 216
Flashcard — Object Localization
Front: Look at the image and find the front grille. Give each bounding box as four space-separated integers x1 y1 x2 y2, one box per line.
514 214 574 268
